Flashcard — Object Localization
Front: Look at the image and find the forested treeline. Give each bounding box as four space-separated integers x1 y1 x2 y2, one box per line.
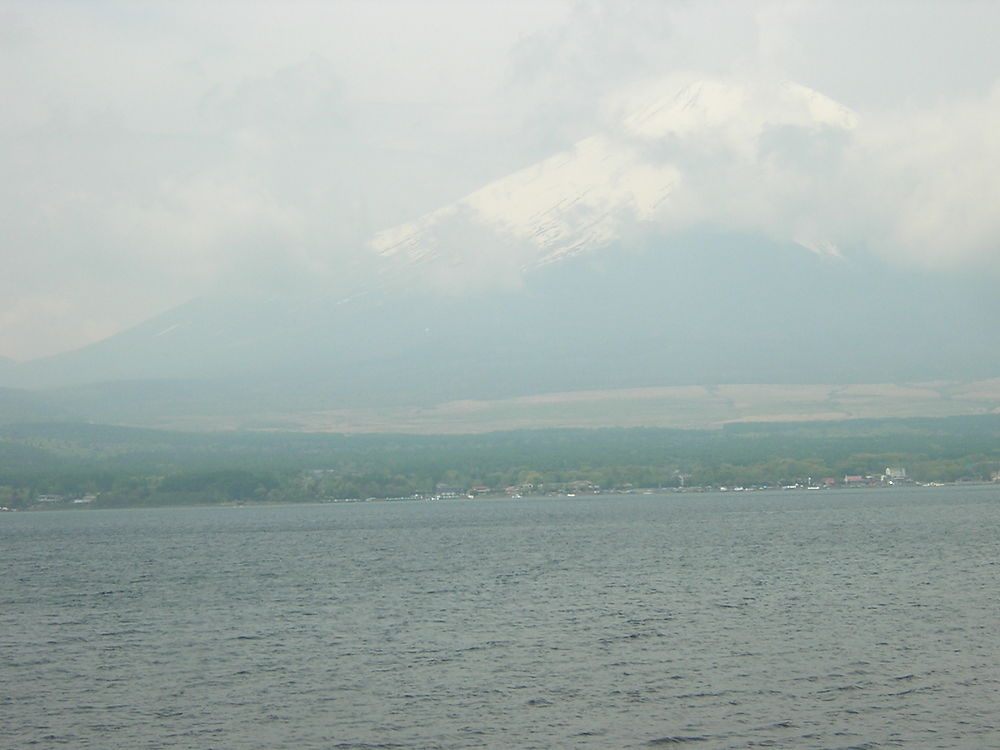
2 415 999 509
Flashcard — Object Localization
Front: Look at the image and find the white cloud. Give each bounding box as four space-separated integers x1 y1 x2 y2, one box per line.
0 1 562 360
847 86 1000 271
2 0 1000 361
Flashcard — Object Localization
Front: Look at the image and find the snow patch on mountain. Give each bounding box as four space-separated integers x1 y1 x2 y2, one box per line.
369 76 857 275
371 134 681 270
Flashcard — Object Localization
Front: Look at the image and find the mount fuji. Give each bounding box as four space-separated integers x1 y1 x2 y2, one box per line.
3 77 998 427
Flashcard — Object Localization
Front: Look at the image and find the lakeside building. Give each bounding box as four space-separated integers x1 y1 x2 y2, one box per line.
883 467 908 484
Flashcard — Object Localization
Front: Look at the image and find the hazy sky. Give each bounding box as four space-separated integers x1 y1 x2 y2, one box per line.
3 0 1000 362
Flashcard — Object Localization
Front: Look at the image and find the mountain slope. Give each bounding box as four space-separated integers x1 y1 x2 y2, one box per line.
4 230 999 410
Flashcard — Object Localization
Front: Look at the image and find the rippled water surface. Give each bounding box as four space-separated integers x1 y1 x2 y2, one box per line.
3 486 999 748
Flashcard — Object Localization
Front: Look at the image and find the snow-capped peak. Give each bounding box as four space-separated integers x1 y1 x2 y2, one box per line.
368 76 857 275
619 77 858 141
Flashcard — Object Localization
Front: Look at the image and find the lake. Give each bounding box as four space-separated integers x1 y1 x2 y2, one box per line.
3 486 998 748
